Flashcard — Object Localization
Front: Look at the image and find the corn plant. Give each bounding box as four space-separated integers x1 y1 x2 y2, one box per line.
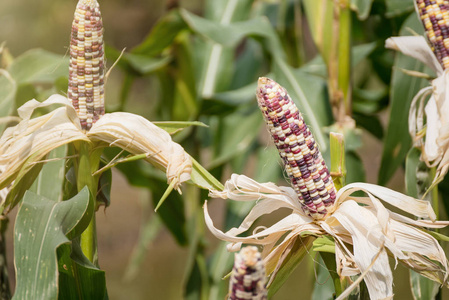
0 0 220 298
2 0 449 299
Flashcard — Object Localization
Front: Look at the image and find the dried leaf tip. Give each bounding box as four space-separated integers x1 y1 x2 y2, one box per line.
416 0 449 69
256 77 337 220
69 0 105 131
228 246 267 300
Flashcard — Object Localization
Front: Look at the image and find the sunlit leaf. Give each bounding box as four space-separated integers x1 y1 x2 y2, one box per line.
303 0 334 64
190 156 223 191
313 236 336 253
0 71 16 133
153 121 208 135
13 188 92 300
8 49 68 85
181 10 277 48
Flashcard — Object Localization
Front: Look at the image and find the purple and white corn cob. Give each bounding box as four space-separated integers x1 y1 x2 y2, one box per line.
228 246 267 300
416 0 449 70
256 77 337 220
68 0 105 131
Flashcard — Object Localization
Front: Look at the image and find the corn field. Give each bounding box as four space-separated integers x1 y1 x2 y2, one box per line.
1 0 449 299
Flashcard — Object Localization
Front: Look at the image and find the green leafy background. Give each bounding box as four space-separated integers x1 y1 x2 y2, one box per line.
1 0 449 299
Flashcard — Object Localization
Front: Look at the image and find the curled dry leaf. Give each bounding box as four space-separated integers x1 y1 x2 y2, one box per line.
386 35 449 185
0 94 192 208
205 174 449 300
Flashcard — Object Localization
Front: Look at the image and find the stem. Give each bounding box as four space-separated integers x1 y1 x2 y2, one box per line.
76 141 101 266
80 214 98 264
330 132 347 190
328 0 352 122
430 167 439 220
328 133 346 297
337 1 352 117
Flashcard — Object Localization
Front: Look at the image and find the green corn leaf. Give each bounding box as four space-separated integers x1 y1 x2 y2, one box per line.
405 148 431 199
190 156 224 191
153 121 208 135
207 110 261 170
313 236 336 253
204 0 254 22
182 0 260 98
311 255 335 300
303 0 334 65
2 153 44 214
0 70 16 133
57 238 108 300
181 10 277 48
97 164 112 208
353 113 384 139
230 39 264 89
350 0 374 20
207 81 257 108
385 0 415 17
14 83 37 110
30 145 67 201
267 236 315 297
171 33 199 121
13 187 92 300
409 270 439 300
378 14 431 185
125 54 172 75
8 49 68 85
132 10 187 56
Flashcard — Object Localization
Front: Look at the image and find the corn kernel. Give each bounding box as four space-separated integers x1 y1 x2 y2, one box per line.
228 246 267 300
256 77 337 220
68 0 105 131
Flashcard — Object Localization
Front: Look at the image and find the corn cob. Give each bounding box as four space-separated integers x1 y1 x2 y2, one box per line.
416 0 449 70
228 246 267 300
68 0 105 131
256 77 337 220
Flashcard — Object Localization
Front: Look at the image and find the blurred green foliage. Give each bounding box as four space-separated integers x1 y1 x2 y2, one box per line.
1 0 449 299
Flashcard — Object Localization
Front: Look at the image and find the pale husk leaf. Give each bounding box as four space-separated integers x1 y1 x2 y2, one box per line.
88 112 192 191
385 36 443 76
327 201 394 300
0 96 87 191
338 182 437 220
